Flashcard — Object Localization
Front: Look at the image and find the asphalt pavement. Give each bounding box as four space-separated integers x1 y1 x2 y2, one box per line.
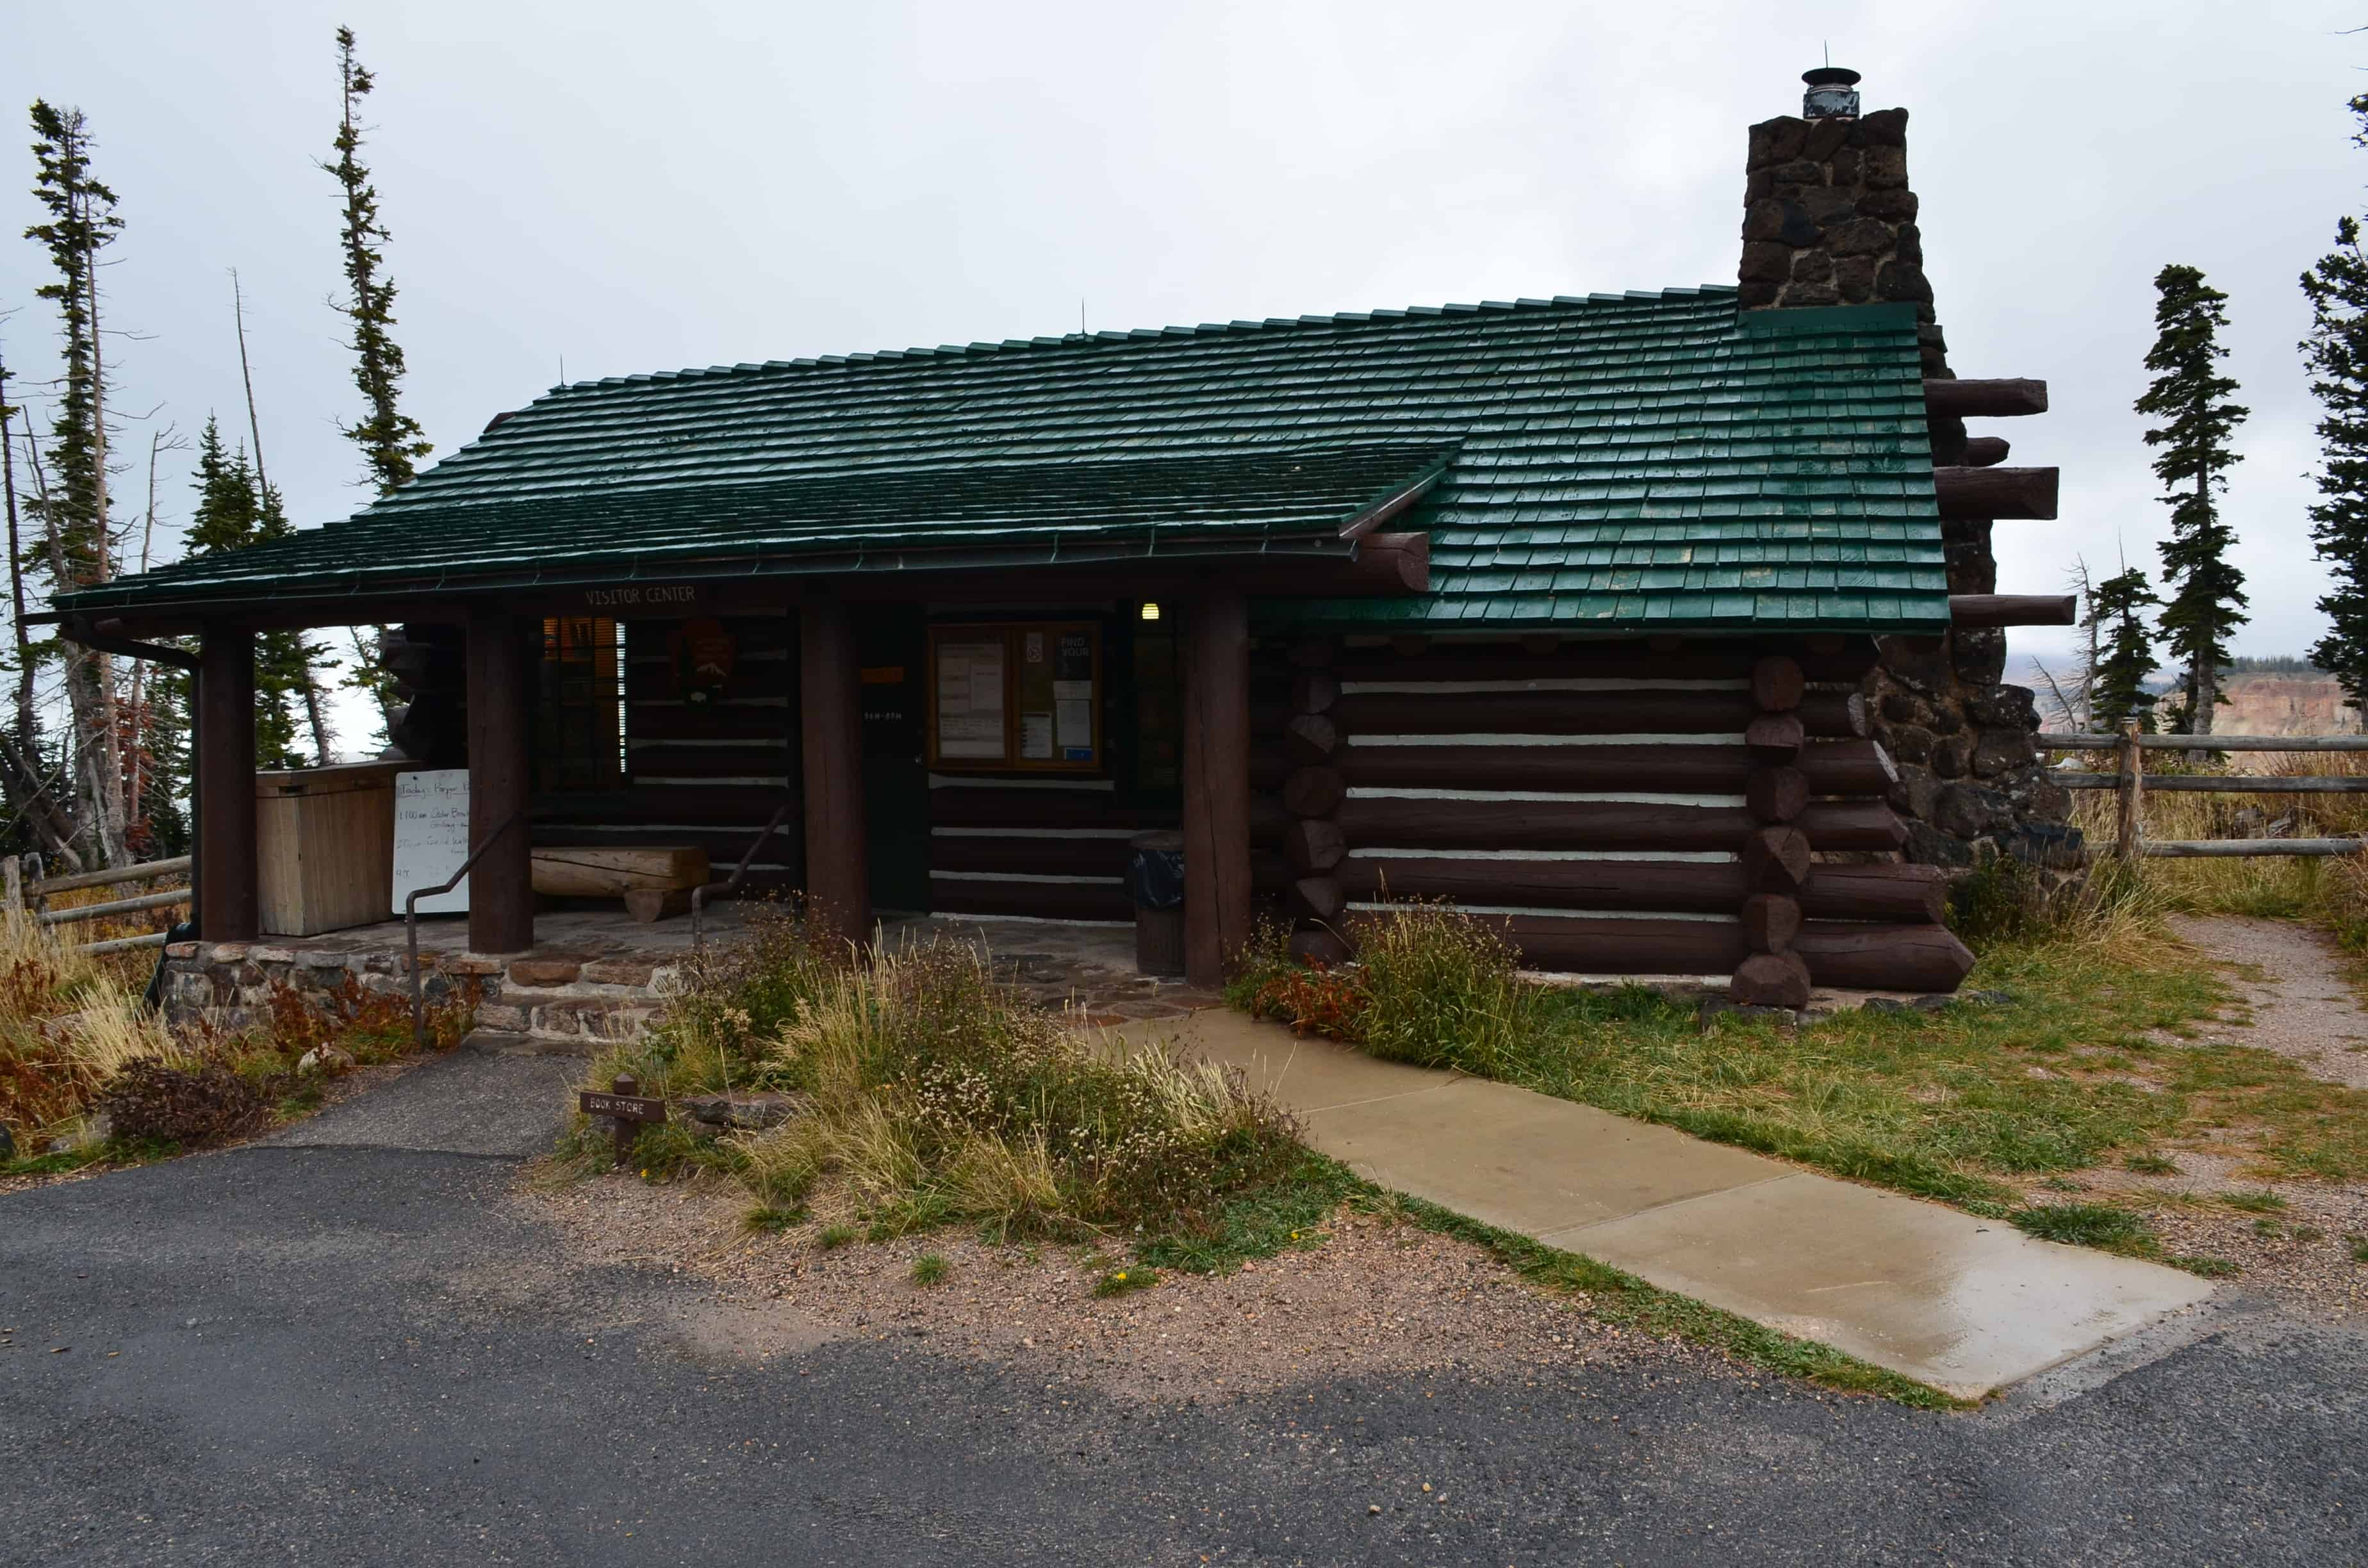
3 1051 2362 1567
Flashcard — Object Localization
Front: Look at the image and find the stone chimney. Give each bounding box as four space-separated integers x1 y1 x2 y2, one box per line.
1739 69 2077 872
1738 73 1943 379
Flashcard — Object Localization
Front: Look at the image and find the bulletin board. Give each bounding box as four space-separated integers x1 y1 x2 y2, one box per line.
926 621 1101 772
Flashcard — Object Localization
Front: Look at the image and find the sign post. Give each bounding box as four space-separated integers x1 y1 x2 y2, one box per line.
580 1072 668 1166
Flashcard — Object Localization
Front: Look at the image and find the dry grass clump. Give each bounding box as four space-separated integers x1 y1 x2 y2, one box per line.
0 909 191 1139
0 904 471 1162
1232 901 1541 1075
579 927 1303 1247
2060 748 2368 967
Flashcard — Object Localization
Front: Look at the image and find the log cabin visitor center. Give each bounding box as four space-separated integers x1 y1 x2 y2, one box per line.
42 67 2076 1028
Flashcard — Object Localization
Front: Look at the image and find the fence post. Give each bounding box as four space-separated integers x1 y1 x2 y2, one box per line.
3 856 18 918
2115 719 2146 862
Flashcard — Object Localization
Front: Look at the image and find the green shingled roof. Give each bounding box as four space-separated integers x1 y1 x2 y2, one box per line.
56 290 1948 633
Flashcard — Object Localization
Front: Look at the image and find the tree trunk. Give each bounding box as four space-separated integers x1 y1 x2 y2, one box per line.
78 199 127 867
2188 468 2218 761
301 674 333 765
0 729 84 872
1 392 33 764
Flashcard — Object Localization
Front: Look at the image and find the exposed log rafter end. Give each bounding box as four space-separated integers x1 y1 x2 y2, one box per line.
1950 593 2076 628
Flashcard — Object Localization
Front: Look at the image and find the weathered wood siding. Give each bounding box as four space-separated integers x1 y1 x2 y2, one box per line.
532 614 803 894
1300 635 1959 986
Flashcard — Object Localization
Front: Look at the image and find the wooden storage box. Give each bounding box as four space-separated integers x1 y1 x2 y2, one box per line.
256 762 410 936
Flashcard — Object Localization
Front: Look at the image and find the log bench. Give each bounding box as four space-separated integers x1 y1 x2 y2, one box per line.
530 846 711 922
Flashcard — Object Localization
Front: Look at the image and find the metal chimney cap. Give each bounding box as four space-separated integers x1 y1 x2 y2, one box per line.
1802 65 1862 119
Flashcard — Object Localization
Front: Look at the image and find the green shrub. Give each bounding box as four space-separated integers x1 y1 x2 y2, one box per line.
2008 1202 2155 1252
909 1252 950 1286
1949 851 2058 947
1350 902 1538 1073
1239 901 1541 1075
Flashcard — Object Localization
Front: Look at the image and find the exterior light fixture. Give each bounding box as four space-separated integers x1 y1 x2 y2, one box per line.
1140 601 1161 622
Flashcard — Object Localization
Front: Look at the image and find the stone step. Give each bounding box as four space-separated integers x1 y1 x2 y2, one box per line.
460 1027 595 1058
475 993 665 1043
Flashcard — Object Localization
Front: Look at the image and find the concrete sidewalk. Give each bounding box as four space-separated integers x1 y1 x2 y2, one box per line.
1124 1010 2216 1398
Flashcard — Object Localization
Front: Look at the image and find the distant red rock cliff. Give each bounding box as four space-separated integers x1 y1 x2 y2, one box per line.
2215 672 2360 736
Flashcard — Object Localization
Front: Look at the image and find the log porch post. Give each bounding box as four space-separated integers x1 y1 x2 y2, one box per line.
1181 589 1253 987
195 621 259 942
798 595 869 944
465 607 536 954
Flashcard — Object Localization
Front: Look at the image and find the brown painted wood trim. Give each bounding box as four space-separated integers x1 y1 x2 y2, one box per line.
1338 471 1444 540
195 624 259 942
1181 589 1253 986
798 598 869 943
465 608 536 955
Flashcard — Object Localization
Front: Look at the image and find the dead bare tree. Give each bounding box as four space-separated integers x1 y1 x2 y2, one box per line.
8 403 85 870
120 422 186 838
234 270 333 764
27 101 129 866
0 350 34 764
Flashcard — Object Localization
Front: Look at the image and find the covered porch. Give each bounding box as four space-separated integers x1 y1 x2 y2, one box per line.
85 535 1429 997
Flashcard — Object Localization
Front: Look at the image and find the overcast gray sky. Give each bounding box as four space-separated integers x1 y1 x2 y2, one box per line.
6 1 2365 752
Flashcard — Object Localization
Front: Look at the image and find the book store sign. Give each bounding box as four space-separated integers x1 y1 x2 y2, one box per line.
580 584 702 611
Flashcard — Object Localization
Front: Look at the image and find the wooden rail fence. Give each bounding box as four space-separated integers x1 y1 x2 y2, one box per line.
2041 723 2368 860
3 853 192 954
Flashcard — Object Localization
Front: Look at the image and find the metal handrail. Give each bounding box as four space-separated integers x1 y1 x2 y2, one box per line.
692 801 798 953
407 807 531 1047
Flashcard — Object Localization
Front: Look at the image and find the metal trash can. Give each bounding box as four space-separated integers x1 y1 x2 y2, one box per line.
1126 829 1187 977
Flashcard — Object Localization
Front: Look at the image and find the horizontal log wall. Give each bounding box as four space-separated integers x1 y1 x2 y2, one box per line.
1320 635 1969 990
535 615 803 895
928 782 1178 924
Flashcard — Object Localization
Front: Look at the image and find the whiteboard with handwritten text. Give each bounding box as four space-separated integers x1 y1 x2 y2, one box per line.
391 769 471 915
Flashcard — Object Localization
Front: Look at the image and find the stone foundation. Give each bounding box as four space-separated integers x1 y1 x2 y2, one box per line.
161 939 684 1053
1864 639 2077 869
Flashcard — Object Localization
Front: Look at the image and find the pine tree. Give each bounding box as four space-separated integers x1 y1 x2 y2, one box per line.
2087 566 2162 733
186 418 306 767
324 27 429 494
2301 93 2368 726
324 27 424 750
2134 263 2249 742
25 99 129 865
